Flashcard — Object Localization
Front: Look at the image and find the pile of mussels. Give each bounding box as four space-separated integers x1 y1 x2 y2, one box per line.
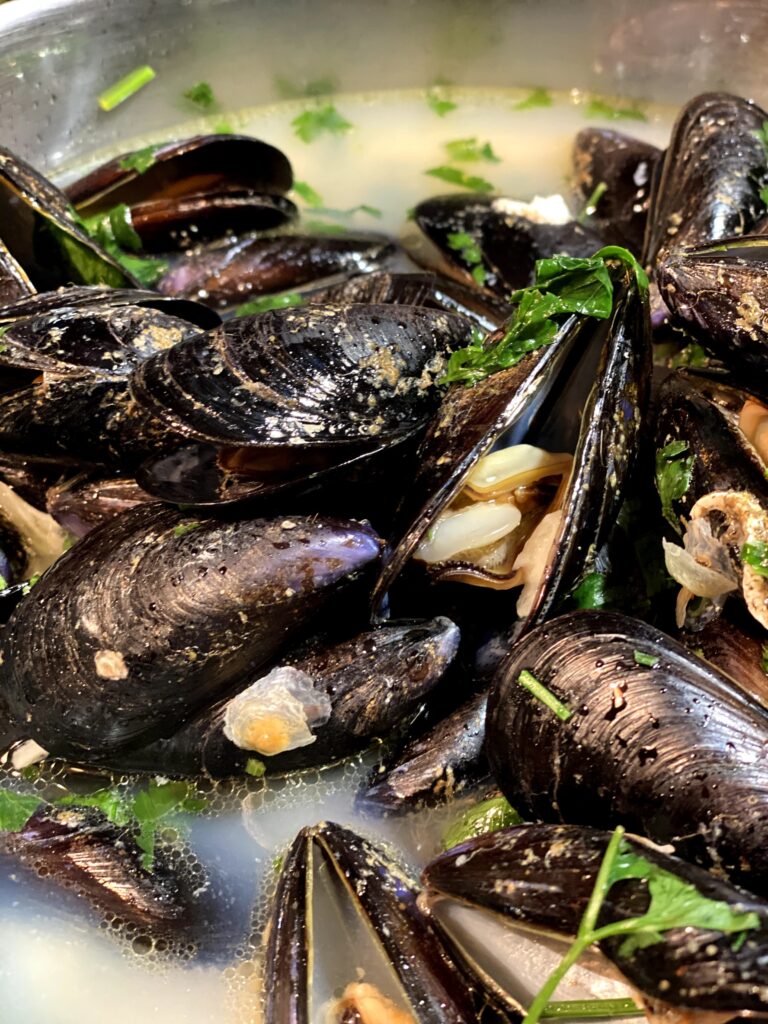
3 92 768 1023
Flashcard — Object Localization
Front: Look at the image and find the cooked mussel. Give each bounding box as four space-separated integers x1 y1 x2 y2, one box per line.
0 236 33 305
422 823 768 1015
486 609 768 896
373 264 650 633
90 618 460 778
46 473 153 537
0 506 381 767
643 92 768 265
263 820 493 1023
680 613 768 710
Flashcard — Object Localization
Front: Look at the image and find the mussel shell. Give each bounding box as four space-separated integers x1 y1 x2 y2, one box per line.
0 506 381 762
65 134 293 211
422 823 768 1011
680 613 768 711
658 236 768 382
46 473 154 536
571 127 662 253
92 617 461 778
486 609 768 895
156 232 398 307
643 92 768 264
0 236 34 305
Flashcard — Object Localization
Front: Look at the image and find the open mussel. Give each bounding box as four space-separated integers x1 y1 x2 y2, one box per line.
643 92 768 265
654 369 768 630
264 820 495 1023
46 473 153 537
92 618 460 778
0 505 381 767
423 823 768 1016
680 612 768 710
373 262 650 635
486 609 768 896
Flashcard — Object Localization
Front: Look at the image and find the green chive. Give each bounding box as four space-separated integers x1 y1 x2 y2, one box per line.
542 999 640 1020
577 181 608 224
633 650 659 668
518 670 573 722
246 758 266 777
98 65 156 112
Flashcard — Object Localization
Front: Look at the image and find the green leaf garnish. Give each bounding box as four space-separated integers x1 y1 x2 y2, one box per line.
213 120 234 135
0 574 7 590
761 644 768 676
425 165 494 194
173 521 201 538
274 74 337 99
78 205 167 287
119 144 160 174
291 103 353 142
426 86 457 117
292 180 324 207
577 181 608 224
541 999 640 1020
0 789 42 832
245 758 266 778
98 65 156 112
514 87 552 111
584 96 647 122
741 542 768 578
442 795 522 850
446 230 487 285
753 121 768 158
183 81 216 110
444 137 500 163
518 669 573 723
654 440 694 535
761 185 768 208
669 341 709 369
571 572 608 609
236 292 306 315
633 650 659 668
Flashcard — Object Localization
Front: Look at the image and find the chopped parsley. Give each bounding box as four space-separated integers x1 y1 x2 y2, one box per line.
762 644 768 676
0 574 7 590
119 143 160 174
0 789 42 832
633 650 659 668
446 230 487 285
291 103 353 142
741 542 768 578
173 521 201 538
654 440 695 535
761 185 768 207
292 180 324 207
442 795 522 850
669 341 709 369
214 121 234 135
444 137 500 163
183 81 216 110
236 292 306 315
571 572 608 609
425 165 494 194
514 87 552 111
753 121 768 156
98 65 156 112
426 86 457 117
245 758 266 778
584 96 647 122
79 205 167 288
518 669 573 723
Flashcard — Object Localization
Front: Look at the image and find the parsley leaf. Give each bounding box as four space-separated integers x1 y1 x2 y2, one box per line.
584 96 647 122
236 292 306 315
571 572 608 609
173 521 201 538
761 185 768 207
442 795 522 850
292 180 324 207
426 86 457 117
183 81 216 110
753 121 768 157
446 230 487 285
119 144 160 174
444 137 500 163
761 644 768 676
425 165 494 194
245 758 266 777
0 789 42 832
669 341 709 369
78 205 167 287
654 440 695 535
292 103 353 142
741 541 768 578
514 253 614 317
514 87 552 111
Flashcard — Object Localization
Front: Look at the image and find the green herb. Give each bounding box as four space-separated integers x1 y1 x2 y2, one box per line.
274 74 337 99
47 226 130 289
761 644 768 676
214 121 234 135
119 144 160 174
173 521 201 538
0 789 42 832
183 81 216 110
113 251 168 288
654 440 695 535
518 669 573 723
442 795 522 850
57 787 133 827
26 573 41 588
571 572 608 609
426 86 457 117
761 186 768 207
78 205 167 287
444 137 500 163
425 165 494 194
514 87 552 111
584 97 647 122
292 180 324 207
302 219 349 235
245 758 266 778
669 342 709 369
0 574 7 590
98 65 156 112
541 999 640 1019
741 542 768 578
577 181 608 224
307 203 384 221
753 121 768 156
633 650 659 668
446 230 487 285
292 103 353 143
236 292 306 315
523 827 760 1024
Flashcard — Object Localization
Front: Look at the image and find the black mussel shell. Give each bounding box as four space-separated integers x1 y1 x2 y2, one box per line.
571 127 662 253
422 823 768 1013
157 232 398 307
0 236 34 305
358 689 490 813
46 473 154 537
264 821 490 1023
0 505 381 764
658 236 768 380
680 613 768 711
91 617 460 778
486 610 768 896
643 92 768 265
310 270 511 333
413 193 603 295
0 146 138 290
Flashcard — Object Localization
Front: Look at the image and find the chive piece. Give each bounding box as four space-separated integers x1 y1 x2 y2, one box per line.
518 670 573 723
577 181 608 224
571 572 608 610
292 180 324 207
183 81 215 110
741 541 768 578
633 650 659 668
514 87 552 111
542 999 640 1020
584 97 647 122
425 165 494 194
98 65 156 112
246 758 266 778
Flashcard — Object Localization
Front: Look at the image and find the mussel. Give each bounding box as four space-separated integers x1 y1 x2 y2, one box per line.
0 506 381 766
46 473 153 537
486 609 768 896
